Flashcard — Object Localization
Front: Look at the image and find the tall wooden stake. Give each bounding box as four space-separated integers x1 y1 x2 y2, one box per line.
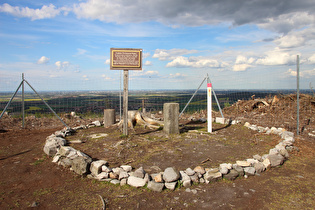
123 70 129 135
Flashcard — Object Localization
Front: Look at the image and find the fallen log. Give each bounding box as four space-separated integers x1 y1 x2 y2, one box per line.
117 111 163 129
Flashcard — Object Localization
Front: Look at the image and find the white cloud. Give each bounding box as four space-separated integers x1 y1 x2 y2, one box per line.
169 73 185 78
55 61 70 69
166 56 221 68
101 74 112 80
152 49 198 61
142 52 151 59
82 75 89 80
258 12 315 34
37 56 50 64
75 48 87 56
132 70 159 78
286 68 315 78
233 64 252 72
275 34 306 48
235 55 255 64
308 54 315 64
0 3 64 20
73 0 121 22
255 48 297 65
105 59 110 65
144 61 152 66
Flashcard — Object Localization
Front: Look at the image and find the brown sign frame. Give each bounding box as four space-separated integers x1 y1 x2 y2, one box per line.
110 48 142 70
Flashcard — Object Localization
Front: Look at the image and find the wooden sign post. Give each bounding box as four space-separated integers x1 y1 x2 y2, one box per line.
110 48 142 135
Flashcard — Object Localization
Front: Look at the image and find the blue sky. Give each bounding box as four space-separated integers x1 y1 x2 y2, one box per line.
0 0 314 91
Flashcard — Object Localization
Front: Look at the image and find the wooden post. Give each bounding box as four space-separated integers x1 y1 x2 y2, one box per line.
123 70 129 135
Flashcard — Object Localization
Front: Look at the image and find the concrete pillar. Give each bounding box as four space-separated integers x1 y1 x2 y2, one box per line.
163 103 179 134
104 109 115 127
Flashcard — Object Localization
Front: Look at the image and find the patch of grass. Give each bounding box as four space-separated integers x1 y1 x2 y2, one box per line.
30 155 47 166
33 188 52 197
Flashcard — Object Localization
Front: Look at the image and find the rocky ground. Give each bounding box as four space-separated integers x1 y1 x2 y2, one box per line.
0 94 314 209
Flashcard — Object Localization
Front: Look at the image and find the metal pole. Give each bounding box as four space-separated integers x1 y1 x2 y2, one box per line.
22 73 25 128
297 55 300 135
123 70 129 135
0 81 23 120
23 79 69 129
119 70 122 121
208 77 224 118
179 76 207 117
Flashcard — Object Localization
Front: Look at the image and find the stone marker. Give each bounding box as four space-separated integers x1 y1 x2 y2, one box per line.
163 103 179 134
104 109 115 127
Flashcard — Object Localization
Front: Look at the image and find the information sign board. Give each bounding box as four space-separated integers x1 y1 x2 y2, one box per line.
110 48 142 70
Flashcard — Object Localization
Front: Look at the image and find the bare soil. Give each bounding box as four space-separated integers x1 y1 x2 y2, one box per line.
0 94 314 209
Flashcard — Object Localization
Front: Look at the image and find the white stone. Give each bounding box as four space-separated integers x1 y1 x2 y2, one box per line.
219 163 232 175
236 160 251 167
269 148 279 155
163 167 180 183
244 122 251 127
246 158 259 166
120 165 132 172
127 176 146 188
183 180 192 187
185 168 195 176
204 170 222 182
96 172 109 180
216 117 229 124
90 160 108 176
110 179 120 185
244 167 256 176
262 158 271 170
165 182 177 191
102 165 112 173
92 120 101 127
119 171 129 180
179 171 191 182
193 166 206 174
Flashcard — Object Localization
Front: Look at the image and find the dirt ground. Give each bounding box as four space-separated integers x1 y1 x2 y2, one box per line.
0 94 314 209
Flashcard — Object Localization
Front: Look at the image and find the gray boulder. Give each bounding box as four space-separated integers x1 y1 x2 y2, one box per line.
147 181 164 192
43 136 67 156
134 167 146 178
244 167 256 176
165 182 177 191
223 169 239 180
90 160 108 176
163 167 180 183
268 154 285 167
204 169 222 182
71 156 92 175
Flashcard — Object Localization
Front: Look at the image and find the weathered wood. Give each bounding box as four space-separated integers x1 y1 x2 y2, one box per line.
117 110 163 130
123 70 128 135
